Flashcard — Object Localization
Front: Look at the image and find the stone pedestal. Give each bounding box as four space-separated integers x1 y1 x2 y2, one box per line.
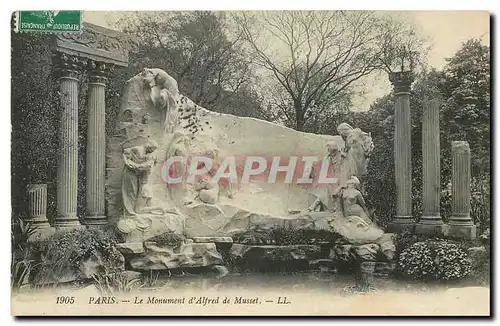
54 54 82 228
387 71 415 233
85 62 109 225
26 184 50 229
444 141 477 240
416 99 444 235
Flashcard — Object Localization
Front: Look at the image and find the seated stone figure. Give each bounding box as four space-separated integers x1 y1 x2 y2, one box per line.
340 176 371 224
194 175 219 205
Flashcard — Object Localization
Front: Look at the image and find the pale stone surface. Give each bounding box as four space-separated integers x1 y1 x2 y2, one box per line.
117 213 184 243
388 71 414 231
329 244 380 262
192 237 233 243
355 244 380 261
25 184 50 231
85 63 108 225
54 54 82 228
108 68 384 248
444 141 477 240
418 98 443 230
129 242 223 270
55 22 130 67
376 233 396 261
115 242 145 255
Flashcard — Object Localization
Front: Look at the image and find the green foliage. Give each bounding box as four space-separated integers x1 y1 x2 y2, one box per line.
393 231 430 258
468 245 490 285
233 227 342 245
148 232 185 247
116 12 268 119
479 227 490 245
92 272 143 296
11 217 39 291
11 31 59 219
28 227 123 286
11 217 37 250
397 239 471 280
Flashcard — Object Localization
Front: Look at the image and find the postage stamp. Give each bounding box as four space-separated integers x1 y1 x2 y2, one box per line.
15 10 82 33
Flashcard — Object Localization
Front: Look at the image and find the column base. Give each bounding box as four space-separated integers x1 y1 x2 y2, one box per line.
387 216 415 233
443 223 477 240
415 218 445 236
24 217 51 229
54 215 81 229
85 215 108 226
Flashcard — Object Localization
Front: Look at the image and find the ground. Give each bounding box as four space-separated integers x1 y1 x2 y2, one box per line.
12 271 490 316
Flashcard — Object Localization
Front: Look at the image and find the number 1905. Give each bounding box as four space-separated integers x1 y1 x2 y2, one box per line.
56 296 75 304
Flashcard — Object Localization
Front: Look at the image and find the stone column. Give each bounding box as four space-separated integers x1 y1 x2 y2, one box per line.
54 54 82 228
387 71 415 232
85 61 109 225
444 141 477 239
416 99 444 235
26 184 50 229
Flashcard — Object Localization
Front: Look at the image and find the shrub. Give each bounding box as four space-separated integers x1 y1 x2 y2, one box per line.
397 239 471 280
29 227 123 285
393 231 429 258
92 272 143 296
11 217 39 291
467 246 490 285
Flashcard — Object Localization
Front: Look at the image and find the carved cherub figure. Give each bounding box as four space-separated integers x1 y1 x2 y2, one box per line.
204 147 235 199
194 175 219 205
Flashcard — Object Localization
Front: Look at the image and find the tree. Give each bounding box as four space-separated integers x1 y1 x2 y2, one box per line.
115 11 268 119
441 39 490 177
235 11 425 131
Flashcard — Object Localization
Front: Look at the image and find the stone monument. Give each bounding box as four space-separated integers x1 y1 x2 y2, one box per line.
107 68 396 270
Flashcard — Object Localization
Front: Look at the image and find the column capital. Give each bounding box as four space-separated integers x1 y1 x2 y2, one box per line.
389 71 415 95
53 52 85 80
452 140 470 153
87 60 113 85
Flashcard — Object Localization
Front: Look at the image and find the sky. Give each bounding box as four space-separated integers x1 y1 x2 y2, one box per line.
82 10 490 110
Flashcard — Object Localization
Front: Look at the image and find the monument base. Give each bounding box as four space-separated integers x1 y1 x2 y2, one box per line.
443 223 477 240
387 216 415 233
414 219 445 236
